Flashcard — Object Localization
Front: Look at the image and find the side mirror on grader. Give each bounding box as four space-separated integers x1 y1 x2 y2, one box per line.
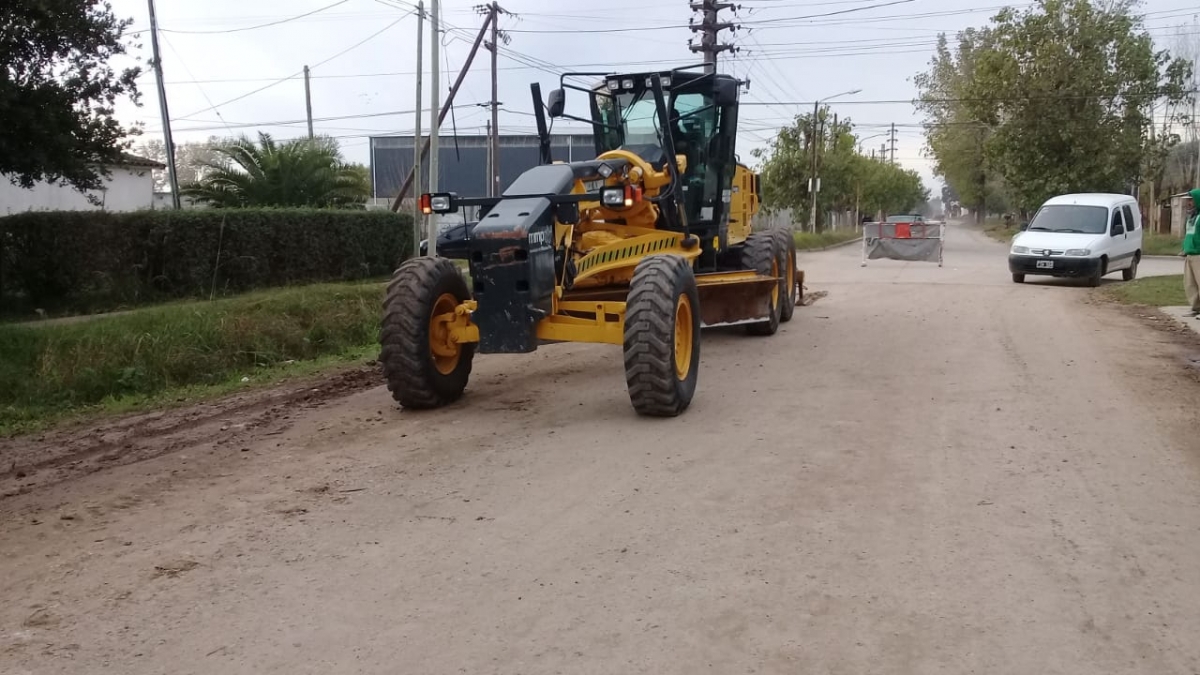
546 88 566 118
390 64 802 417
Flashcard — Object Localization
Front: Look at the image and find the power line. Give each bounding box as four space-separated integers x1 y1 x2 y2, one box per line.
172 10 414 120
159 0 352 34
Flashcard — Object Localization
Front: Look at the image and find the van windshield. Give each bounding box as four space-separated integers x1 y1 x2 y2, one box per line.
1026 204 1107 234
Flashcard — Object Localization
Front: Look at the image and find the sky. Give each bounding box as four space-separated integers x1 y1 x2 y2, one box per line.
108 0 1200 197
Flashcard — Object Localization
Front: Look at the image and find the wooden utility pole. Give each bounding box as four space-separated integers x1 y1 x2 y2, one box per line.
147 0 180 208
388 9 495 212
689 0 736 74
303 65 314 139
412 0 424 257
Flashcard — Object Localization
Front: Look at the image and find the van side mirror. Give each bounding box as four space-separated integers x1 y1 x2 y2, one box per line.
1111 223 1125 236
1019 222 1028 231
547 89 565 118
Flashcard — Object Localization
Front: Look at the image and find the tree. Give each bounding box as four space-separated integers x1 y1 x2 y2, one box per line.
134 138 221 192
918 0 1192 213
180 133 372 208
754 110 928 228
1 1 143 193
915 30 1001 223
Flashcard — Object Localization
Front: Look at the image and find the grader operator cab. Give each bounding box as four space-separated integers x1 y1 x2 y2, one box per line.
381 64 801 417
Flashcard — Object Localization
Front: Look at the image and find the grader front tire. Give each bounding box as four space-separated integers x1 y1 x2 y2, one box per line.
380 257 475 409
623 255 701 417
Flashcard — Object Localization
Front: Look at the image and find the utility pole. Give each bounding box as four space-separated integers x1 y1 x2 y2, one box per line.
428 0 441 256
889 122 897 165
479 2 509 197
689 0 737 74
147 0 180 209
809 101 820 234
303 65 314 139
388 8 494 211
490 4 499 197
412 0 424 258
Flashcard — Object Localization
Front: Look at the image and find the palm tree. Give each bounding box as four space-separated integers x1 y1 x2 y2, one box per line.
180 132 370 208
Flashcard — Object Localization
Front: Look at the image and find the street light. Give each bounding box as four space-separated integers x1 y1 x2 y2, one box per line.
810 88 862 233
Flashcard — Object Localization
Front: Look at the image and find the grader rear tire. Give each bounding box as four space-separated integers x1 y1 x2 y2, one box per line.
772 228 798 322
380 257 475 409
742 232 784 336
623 255 701 417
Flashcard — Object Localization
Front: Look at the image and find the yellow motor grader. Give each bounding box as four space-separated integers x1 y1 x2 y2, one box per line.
381 65 801 416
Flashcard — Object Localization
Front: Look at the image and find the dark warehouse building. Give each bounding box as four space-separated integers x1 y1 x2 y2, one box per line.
369 133 596 200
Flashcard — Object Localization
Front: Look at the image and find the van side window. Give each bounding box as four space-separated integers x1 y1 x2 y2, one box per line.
1111 209 1124 234
1122 205 1137 230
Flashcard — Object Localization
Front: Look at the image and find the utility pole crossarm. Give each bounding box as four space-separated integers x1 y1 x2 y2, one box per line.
688 0 739 74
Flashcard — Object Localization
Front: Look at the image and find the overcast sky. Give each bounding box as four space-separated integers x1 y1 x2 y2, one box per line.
109 0 1200 195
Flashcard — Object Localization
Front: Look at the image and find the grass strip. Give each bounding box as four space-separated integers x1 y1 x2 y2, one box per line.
0 281 386 436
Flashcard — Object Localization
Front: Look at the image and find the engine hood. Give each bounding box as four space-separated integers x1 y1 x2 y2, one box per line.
1013 230 1105 252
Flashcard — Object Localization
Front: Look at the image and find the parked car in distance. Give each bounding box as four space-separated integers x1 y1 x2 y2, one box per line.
885 214 925 223
1008 193 1143 287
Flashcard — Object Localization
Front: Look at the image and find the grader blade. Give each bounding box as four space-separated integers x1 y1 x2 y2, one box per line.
694 272 781 328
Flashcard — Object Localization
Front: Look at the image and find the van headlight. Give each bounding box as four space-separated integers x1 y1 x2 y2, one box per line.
1011 245 1029 254
1065 248 1091 256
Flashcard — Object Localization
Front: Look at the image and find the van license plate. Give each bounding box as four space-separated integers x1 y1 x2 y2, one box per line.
1036 260 1054 269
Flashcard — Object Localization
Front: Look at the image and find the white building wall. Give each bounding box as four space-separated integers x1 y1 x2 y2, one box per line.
0 166 156 215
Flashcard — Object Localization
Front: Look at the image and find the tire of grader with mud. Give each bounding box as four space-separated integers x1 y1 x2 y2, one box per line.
623 254 702 417
380 256 475 409
741 231 785 336
771 228 799 322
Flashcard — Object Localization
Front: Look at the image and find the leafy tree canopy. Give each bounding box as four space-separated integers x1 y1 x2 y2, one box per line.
1 1 143 192
916 0 1192 214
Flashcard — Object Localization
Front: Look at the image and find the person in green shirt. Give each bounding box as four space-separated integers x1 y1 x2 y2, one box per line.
1185 188 1200 317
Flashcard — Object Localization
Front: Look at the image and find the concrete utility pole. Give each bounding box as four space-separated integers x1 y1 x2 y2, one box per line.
689 0 737 74
303 65 314 139
809 101 820 234
428 0 441 256
412 0 424 257
388 9 494 211
811 109 820 235
808 88 861 233
488 2 503 197
889 122 897 165
147 0 180 209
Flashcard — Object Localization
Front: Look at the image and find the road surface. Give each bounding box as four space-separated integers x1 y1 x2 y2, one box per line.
3 224 1200 675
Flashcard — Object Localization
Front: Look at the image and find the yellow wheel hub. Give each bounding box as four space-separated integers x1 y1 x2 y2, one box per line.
428 293 462 375
770 257 780 307
786 251 795 297
674 294 694 380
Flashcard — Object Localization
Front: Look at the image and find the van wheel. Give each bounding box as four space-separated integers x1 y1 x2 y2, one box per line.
1087 259 1106 287
1122 255 1139 281
1011 273 1025 284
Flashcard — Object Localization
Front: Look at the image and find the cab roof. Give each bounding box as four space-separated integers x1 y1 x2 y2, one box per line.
1042 193 1136 208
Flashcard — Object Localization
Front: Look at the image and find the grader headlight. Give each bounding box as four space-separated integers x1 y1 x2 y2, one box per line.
600 186 626 207
599 184 643 209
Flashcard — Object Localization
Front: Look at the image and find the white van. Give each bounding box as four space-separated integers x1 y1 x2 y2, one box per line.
1008 193 1143 286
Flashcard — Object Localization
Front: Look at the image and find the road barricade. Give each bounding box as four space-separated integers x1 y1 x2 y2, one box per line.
861 220 944 267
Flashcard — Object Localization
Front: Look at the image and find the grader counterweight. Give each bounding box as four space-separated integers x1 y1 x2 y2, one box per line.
381 65 802 416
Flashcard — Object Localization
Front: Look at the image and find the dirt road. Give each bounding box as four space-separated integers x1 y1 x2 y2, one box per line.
3 225 1200 674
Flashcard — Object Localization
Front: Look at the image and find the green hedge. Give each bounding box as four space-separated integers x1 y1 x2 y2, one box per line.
0 208 414 315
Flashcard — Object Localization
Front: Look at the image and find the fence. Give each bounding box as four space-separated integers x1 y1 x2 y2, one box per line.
861 219 944 267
